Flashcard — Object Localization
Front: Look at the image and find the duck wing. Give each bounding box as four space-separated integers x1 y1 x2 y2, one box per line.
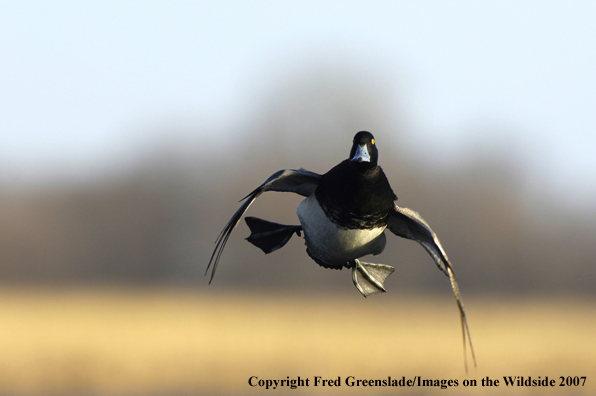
206 168 322 283
387 204 477 372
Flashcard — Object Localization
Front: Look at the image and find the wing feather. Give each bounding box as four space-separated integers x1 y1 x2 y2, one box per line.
387 204 477 372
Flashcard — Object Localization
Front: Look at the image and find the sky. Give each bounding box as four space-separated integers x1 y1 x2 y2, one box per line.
1 1 595 208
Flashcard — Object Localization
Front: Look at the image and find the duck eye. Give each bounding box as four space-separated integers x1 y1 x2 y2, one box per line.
371 139 375 145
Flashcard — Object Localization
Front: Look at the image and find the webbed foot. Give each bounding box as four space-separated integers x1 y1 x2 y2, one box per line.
245 217 302 254
351 259 395 297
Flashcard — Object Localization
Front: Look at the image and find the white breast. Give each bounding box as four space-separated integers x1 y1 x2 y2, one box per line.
296 194 387 266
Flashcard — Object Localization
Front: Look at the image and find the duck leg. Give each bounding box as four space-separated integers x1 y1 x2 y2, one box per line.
245 217 302 254
351 259 395 297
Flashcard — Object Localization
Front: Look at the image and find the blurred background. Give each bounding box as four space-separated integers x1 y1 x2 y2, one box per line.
1 1 595 394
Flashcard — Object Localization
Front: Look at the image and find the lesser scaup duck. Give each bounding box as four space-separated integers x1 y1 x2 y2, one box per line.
206 131 476 371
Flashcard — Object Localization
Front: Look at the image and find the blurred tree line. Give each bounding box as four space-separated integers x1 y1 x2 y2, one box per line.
1 70 595 295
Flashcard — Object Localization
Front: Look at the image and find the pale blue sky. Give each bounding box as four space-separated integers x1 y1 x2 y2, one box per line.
1 1 595 208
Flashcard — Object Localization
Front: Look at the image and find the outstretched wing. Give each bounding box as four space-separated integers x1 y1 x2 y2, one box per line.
387 204 477 372
206 168 322 284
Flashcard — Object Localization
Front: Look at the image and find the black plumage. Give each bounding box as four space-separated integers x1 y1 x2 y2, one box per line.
315 159 397 230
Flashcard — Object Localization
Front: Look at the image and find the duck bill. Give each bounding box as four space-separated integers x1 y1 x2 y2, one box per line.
351 144 370 163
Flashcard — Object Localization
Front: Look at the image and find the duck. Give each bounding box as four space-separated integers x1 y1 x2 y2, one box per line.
206 131 476 371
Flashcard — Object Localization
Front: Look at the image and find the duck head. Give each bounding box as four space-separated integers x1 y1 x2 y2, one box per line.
349 131 379 169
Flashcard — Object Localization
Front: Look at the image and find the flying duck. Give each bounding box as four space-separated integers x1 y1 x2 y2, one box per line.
206 131 476 370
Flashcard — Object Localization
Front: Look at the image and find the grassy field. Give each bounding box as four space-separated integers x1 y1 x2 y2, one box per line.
0 287 594 395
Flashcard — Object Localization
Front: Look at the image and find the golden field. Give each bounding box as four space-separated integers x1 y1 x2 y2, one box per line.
0 287 594 395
